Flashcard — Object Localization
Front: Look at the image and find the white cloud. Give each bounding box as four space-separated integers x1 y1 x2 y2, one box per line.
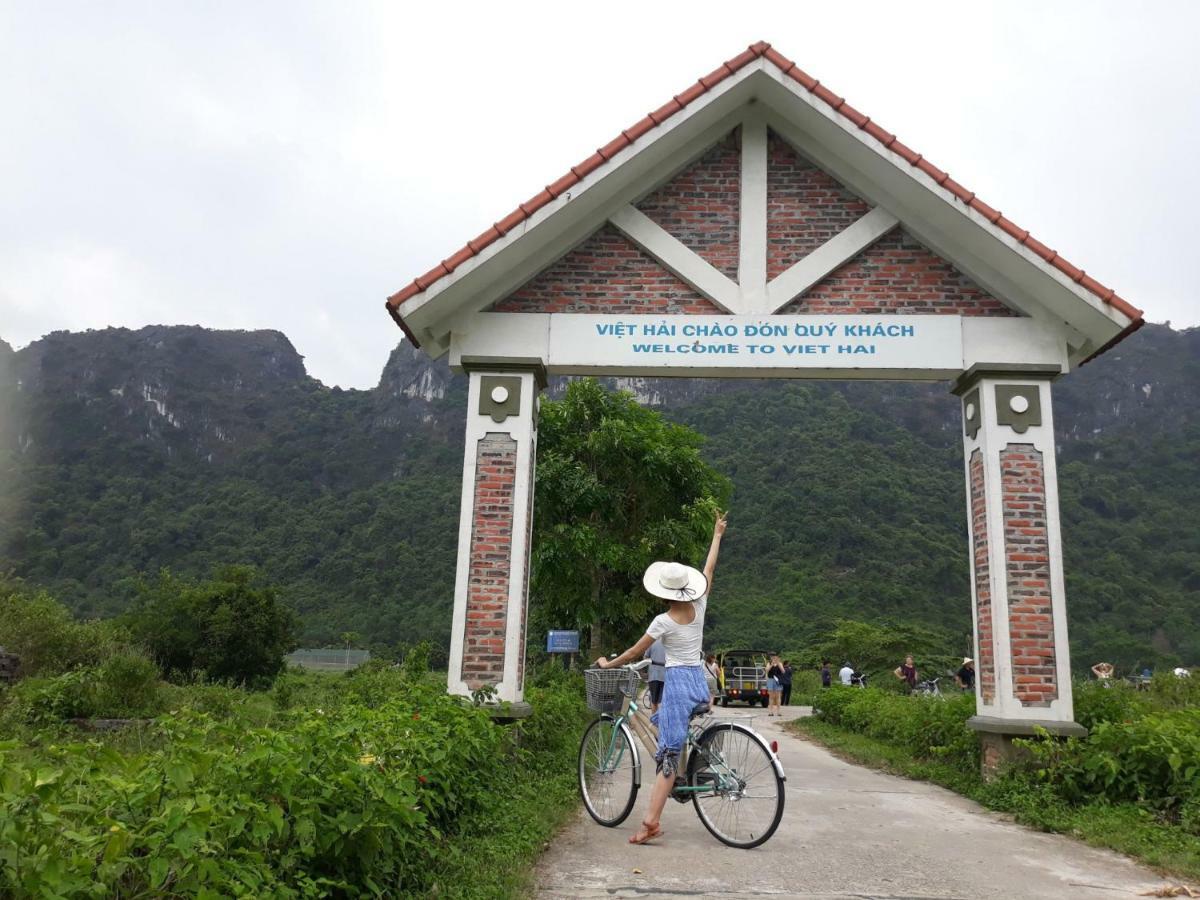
1 0 1197 386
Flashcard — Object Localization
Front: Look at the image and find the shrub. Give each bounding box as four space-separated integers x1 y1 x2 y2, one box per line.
812 686 978 772
125 566 296 687
2 670 95 725
1073 679 1151 731
0 652 164 726
92 652 162 718
0 582 127 676
1026 708 1200 812
0 679 588 897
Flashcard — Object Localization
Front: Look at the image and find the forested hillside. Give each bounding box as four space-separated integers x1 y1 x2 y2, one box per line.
0 323 1196 668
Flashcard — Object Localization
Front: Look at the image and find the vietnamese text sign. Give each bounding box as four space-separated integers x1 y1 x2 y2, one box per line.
546 630 580 653
546 315 963 372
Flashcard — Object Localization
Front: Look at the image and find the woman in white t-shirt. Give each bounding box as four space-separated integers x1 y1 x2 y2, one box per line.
596 511 727 845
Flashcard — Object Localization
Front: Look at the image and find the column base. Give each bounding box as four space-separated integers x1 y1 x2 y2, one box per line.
967 715 1087 779
483 700 533 725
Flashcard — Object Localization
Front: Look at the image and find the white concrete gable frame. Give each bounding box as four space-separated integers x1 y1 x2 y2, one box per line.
392 57 1138 368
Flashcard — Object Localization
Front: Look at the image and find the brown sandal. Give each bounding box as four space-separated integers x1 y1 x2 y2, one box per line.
628 821 664 844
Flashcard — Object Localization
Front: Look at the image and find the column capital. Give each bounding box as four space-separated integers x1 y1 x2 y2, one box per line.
951 363 1062 397
460 359 548 390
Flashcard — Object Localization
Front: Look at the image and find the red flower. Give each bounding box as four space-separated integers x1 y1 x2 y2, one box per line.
418 775 428 784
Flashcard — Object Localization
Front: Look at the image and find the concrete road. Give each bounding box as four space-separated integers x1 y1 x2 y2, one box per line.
535 707 1166 899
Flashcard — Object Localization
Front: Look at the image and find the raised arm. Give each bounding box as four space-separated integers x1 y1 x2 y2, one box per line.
702 511 727 587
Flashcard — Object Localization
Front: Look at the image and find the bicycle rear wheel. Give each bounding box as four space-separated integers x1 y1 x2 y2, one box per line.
687 722 784 848
578 717 639 827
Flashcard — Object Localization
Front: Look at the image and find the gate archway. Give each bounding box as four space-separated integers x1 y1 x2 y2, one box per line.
383 42 1142 758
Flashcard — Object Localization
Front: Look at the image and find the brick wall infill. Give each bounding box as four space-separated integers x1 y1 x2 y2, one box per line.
492 224 722 315
637 131 740 279
969 450 996 705
1001 444 1058 708
781 229 1015 316
461 434 518 689
767 131 871 278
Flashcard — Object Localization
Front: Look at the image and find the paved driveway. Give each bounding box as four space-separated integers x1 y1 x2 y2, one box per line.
536 707 1165 899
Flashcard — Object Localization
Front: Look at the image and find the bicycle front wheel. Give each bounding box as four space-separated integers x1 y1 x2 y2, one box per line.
687 722 785 848
578 717 639 827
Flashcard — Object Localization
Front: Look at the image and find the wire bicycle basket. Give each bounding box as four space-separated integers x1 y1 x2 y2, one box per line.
584 667 640 713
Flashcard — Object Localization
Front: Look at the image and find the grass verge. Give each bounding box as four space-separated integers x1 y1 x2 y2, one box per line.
424 758 579 898
790 717 1200 883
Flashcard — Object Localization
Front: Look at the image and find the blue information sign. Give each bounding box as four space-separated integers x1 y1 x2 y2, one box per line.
546 630 580 653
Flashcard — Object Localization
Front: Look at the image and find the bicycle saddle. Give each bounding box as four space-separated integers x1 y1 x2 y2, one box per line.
689 702 712 720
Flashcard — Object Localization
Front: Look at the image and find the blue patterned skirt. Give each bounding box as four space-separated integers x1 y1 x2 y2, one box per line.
649 665 710 777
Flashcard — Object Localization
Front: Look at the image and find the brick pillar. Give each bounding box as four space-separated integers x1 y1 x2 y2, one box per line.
954 371 1086 763
446 368 541 709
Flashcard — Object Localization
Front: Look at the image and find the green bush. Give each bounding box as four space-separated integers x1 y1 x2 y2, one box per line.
0 582 128 676
813 686 979 772
0 676 590 898
0 652 164 726
1026 708 1200 812
92 652 163 719
125 566 297 687
1072 679 1152 731
1 670 95 725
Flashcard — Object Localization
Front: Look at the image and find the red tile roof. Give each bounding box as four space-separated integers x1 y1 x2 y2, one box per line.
386 41 1143 343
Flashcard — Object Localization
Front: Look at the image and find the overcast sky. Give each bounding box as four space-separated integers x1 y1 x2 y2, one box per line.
2 2 1197 388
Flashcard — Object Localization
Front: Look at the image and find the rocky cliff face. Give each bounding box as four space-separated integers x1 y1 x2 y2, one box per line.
1 326 316 465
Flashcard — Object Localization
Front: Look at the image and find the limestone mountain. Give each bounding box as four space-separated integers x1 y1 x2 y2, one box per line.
0 323 1195 666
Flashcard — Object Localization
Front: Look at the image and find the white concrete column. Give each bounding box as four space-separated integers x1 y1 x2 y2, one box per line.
445 367 541 707
955 370 1084 739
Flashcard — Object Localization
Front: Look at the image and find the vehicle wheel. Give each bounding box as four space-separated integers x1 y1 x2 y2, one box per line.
760 697 769 708
720 697 729 708
687 722 785 849
578 717 639 827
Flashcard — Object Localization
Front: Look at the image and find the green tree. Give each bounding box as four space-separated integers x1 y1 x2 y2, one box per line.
0 579 129 676
531 379 730 652
126 565 297 685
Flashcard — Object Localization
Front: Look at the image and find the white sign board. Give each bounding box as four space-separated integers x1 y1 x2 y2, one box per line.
546 315 963 375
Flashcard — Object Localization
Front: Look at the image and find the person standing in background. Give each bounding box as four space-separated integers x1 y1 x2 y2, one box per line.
644 639 666 711
838 661 854 686
821 659 832 688
780 659 794 706
894 654 918 691
704 653 720 705
766 654 784 717
955 657 975 691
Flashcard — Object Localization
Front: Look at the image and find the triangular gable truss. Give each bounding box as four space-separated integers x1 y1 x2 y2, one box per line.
386 42 1142 366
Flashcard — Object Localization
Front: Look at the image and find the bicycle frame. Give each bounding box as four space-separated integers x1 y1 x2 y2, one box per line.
597 689 753 798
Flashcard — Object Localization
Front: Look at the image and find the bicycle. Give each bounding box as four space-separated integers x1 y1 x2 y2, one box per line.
578 661 786 849
913 676 943 697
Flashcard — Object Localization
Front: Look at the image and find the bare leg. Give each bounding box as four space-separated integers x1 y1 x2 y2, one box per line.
630 769 675 842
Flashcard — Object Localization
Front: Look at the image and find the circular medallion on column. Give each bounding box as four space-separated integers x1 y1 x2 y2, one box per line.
994 384 1041 434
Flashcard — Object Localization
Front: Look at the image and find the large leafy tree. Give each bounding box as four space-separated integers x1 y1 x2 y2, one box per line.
125 565 297 685
531 379 730 651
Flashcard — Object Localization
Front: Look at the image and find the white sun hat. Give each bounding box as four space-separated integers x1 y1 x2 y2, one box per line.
643 561 708 602
963 657 974 665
